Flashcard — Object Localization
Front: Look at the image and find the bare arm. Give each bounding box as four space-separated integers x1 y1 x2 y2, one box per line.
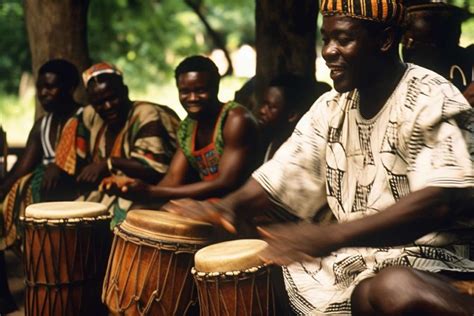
109 157 164 184
162 173 274 233
259 187 470 264
157 148 191 187
0 120 42 198
146 107 258 200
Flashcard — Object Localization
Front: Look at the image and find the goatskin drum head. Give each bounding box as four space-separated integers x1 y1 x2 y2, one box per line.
194 239 268 272
120 210 213 244
25 201 108 219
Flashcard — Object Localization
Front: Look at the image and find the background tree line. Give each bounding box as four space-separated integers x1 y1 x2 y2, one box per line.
0 0 472 144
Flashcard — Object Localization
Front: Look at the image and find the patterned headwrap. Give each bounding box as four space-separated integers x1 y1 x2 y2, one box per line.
320 0 405 25
82 62 123 86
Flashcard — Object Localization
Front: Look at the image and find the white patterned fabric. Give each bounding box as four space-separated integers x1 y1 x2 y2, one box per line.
252 64 474 315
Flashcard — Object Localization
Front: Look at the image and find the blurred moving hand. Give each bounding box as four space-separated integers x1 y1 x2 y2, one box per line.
42 164 63 192
258 222 336 266
162 198 236 233
100 175 149 201
77 161 108 184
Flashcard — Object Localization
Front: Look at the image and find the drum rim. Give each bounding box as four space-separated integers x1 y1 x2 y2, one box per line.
25 201 109 219
123 210 213 242
115 222 211 249
194 239 268 272
191 264 271 280
20 214 112 224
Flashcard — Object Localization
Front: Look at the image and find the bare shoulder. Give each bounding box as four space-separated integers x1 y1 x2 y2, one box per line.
226 105 257 128
30 116 45 135
223 105 258 145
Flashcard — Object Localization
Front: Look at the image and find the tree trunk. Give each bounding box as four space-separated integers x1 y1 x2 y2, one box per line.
24 0 91 119
255 0 318 103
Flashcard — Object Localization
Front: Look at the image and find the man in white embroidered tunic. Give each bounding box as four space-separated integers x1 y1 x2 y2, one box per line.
163 0 474 314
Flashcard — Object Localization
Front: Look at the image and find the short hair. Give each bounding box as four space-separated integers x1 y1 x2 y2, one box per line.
404 6 464 48
86 73 125 91
174 55 220 90
268 74 318 114
38 59 80 89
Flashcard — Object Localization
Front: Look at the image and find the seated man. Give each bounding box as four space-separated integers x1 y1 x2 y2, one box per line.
0 59 81 313
1 59 81 248
258 74 330 162
165 3 474 315
402 1 474 105
54 62 180 226
102 56 259 206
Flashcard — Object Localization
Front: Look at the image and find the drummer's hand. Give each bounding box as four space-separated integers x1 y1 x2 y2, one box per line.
42 163 63 192
257 222 334 266
163 198 236 234
77 161 108 184
100 175 150 200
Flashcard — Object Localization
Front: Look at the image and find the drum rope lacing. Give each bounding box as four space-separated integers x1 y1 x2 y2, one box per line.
192 265 276 316
113 224 206 253
21 215 111 314
103 224 202 315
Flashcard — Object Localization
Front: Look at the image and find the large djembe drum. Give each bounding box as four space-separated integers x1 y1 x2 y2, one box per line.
192 239 276 316
102 210 213 315
22 201 112 316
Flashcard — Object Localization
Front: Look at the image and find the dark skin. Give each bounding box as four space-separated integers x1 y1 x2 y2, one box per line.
0 72 79 200
258 86 300 159
165 16 474 314
101 71 258 202
402 11 473 105
75 79 161 190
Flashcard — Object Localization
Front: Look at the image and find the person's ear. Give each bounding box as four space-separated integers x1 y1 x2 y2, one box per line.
379 26 398 53
288 111 300 123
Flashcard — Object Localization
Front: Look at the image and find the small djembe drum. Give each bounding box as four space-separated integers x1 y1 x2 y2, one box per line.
192 239 276 316
22 201 112 316
102 210 213 315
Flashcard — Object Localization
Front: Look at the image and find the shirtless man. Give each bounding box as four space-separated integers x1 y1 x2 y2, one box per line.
102 56 259 206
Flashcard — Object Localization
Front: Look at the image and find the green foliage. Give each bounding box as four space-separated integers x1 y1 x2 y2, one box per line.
0 0 31 93
88 0 255 90
0 92 35 145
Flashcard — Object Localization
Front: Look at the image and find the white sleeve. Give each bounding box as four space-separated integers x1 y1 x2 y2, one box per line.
401 81 473 190
252 96 330 219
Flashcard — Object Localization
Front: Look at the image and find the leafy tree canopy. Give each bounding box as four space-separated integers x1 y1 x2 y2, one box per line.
0 0 254 93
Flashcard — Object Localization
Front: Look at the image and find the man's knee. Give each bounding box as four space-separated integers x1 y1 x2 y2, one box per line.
354 266 419 315
351 278 375 315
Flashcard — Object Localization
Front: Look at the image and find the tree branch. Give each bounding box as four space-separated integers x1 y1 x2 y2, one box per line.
184 0 233 76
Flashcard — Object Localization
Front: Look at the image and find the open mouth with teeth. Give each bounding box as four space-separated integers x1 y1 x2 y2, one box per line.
327 65 346 80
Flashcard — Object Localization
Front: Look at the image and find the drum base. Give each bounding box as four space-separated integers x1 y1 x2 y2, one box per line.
103 226 202 316
194 266 276 316
25 282 108 315
23 217 111 316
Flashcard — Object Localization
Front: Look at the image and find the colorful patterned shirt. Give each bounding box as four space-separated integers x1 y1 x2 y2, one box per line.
177 101 241 181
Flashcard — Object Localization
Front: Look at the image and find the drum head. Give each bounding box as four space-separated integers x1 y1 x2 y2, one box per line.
120 210 213 244
25 201 108 219
194 239 268 273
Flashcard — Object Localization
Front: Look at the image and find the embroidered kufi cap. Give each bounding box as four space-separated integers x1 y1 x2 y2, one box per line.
82 62 123 86
320 0 405 25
